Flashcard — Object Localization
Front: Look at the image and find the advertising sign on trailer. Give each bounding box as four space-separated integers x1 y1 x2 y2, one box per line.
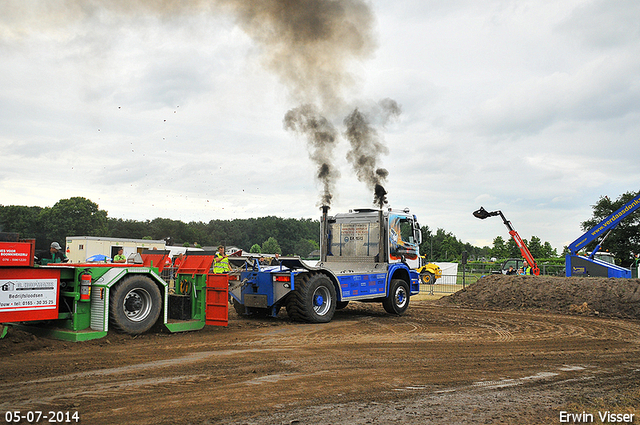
0 241 35 266
0 268 59 322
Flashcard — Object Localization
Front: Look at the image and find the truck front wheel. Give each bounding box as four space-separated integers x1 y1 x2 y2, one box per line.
286 274 336 323
109 276 162 334
382 279 410 315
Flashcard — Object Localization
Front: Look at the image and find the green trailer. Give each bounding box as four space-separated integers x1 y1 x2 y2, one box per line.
0 240 228 341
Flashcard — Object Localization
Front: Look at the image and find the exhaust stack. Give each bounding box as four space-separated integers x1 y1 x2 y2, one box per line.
320 205 330 263
378 208 385 263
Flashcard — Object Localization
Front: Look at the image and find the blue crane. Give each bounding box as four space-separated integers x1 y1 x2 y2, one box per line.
566 192 640 277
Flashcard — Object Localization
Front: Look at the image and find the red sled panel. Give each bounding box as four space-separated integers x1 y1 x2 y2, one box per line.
205 273 228 326
0 240 35 267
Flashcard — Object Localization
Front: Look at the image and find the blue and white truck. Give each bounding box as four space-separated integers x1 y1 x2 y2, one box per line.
228 207 423 323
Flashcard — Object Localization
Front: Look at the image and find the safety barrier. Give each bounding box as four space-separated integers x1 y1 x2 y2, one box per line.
419 272 479 296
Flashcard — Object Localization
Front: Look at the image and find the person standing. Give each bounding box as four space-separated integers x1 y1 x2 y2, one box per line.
171 252 184 281
174 252 184 269
213 245 230 273
522 260 533 275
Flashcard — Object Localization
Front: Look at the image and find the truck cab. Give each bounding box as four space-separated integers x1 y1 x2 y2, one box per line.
324 208 422 268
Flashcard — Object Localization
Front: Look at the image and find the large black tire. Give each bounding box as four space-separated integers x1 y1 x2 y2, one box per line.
286 273 336 323
109 276 162 334
420 271 436 285
382 279 410 315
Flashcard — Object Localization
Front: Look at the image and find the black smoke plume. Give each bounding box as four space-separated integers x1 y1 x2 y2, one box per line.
227 0 378 206
220 0 377 112
284 105 339 207
344 98 401 208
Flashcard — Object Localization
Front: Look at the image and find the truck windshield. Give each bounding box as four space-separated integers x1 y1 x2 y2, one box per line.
592 252 615 264
389 215 419 261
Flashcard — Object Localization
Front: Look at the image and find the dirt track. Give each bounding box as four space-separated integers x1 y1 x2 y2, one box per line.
1 276 640 424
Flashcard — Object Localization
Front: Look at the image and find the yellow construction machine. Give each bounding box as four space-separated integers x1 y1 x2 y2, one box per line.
416 255 442 284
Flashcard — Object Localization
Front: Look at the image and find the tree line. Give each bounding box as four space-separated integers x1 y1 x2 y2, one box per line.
0 197 320 256
2 193 636 263
418 227 557 263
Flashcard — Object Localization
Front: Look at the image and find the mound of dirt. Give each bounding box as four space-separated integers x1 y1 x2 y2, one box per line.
439 274 640 319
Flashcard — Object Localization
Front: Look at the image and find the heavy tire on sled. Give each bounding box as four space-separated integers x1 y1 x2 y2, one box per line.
109 276 162 334
286 273 336 323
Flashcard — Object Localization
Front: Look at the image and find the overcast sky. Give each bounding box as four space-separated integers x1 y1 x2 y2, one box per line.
1 0 639 252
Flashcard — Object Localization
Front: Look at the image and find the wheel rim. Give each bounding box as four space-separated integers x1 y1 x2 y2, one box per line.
394 286 408 309
312 286 331 316
421 272 433 284
122 288 153 322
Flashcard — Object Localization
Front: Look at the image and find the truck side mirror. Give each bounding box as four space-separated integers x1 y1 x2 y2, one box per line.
414 223 422 245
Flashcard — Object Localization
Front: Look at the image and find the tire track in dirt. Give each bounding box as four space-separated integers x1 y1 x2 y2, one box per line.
409 303 640 343
0 348 289 411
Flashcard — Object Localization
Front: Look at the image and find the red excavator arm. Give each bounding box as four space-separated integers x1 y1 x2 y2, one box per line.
473 207 540 275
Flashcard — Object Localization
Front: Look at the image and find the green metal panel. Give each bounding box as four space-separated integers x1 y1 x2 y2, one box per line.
12 323 107 342
173 272 208 324
164 320 206 333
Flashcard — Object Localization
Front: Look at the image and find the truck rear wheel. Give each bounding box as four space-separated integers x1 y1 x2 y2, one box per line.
382 279 410 315
286 273 336 323
109 276 162 334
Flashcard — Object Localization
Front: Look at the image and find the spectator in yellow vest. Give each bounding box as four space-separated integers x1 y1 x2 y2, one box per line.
213 245 230 273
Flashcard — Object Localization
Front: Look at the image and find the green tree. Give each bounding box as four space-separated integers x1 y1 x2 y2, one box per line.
107 218 150 239
148 218 197 245
41 197 108 247
293 238 319 257
506 237 525 258
527 236 543 259
0 205 47 247
250 244 261 253
491 236 507 259
542 241 558 258
261 237 282 255
580 191 640 266
419 225 435 260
